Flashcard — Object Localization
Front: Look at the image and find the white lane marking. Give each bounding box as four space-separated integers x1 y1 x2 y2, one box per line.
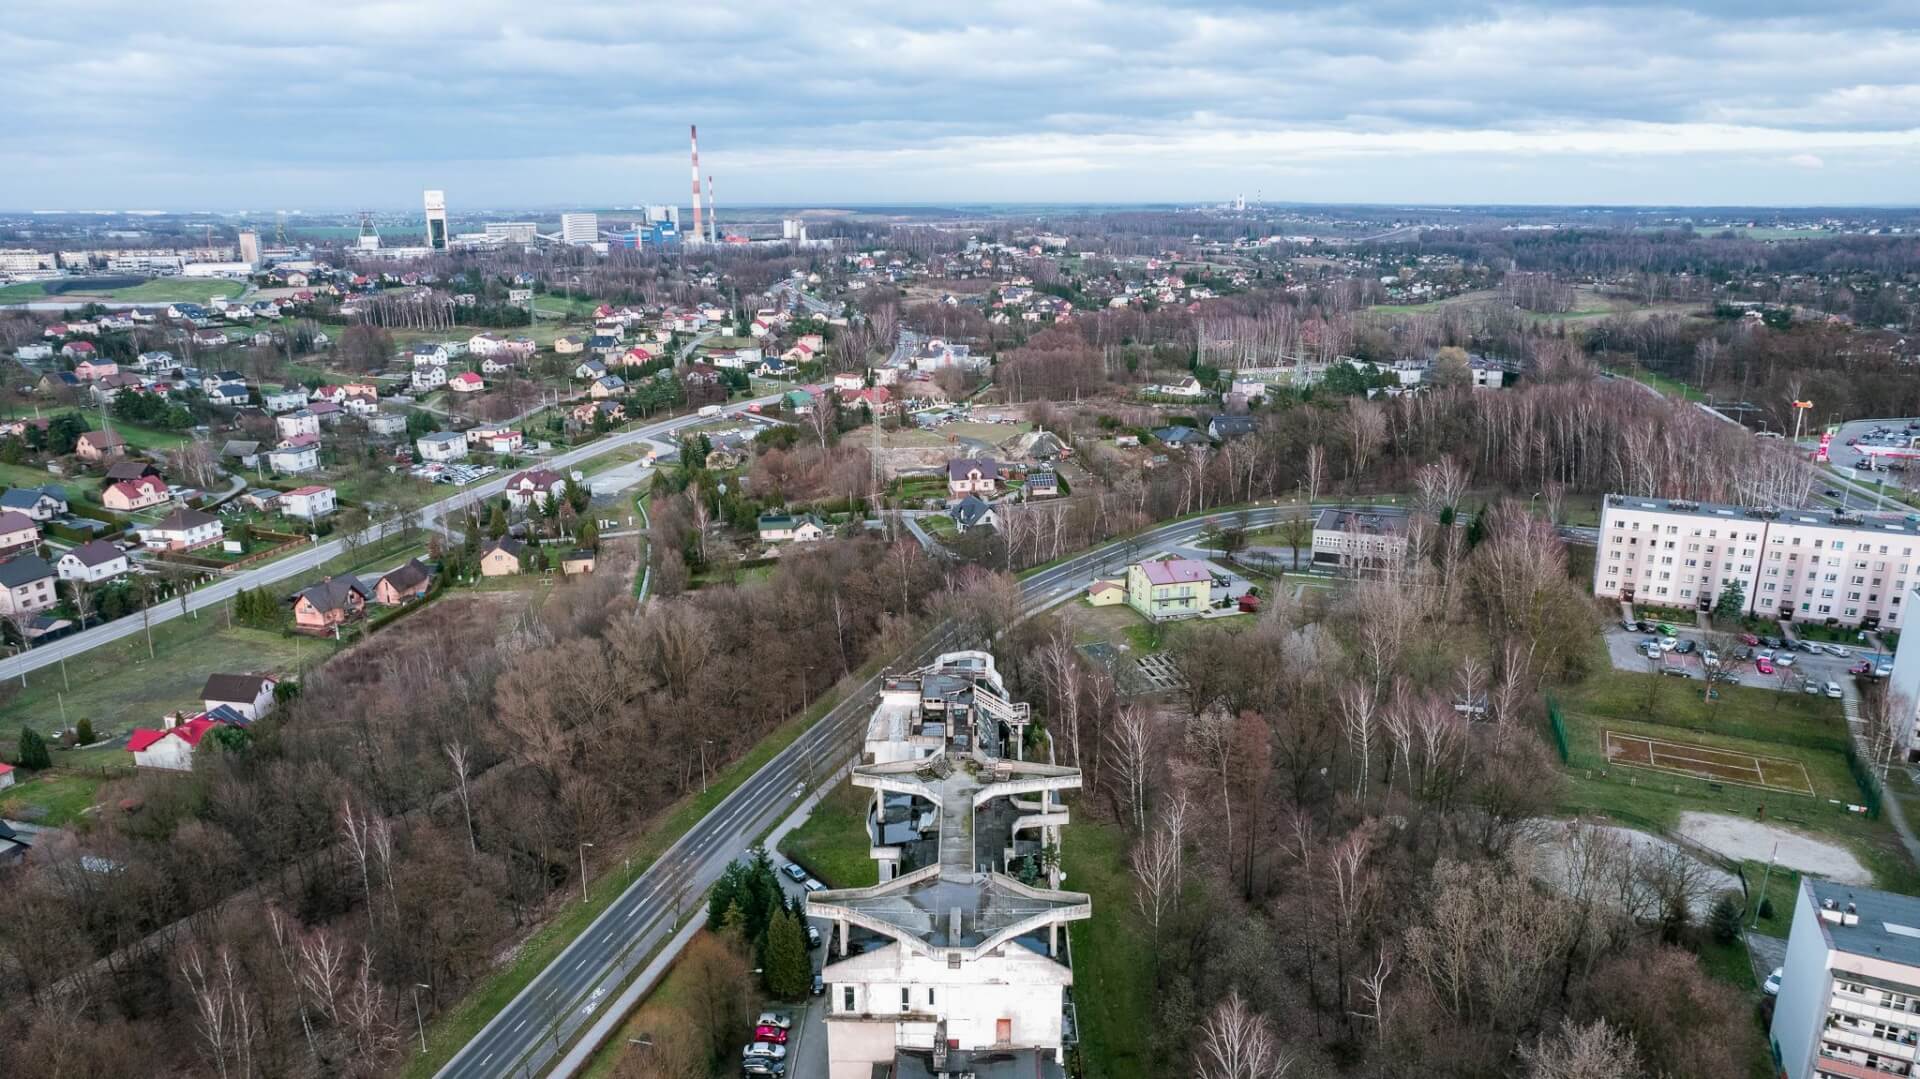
576 957 591 971
602 931 615 943
482 1053 494 1066
513 1018 527 1032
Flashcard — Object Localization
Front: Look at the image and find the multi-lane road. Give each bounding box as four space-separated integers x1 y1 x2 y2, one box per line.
0 393 781 684
436 503 1312 1079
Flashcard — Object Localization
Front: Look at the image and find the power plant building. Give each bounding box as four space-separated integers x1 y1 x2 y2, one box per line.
423 190 448 250
560 213 599 245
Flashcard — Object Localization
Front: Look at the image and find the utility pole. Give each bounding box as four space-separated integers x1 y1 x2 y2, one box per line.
411 984 430 1053
579 841 594 904
1753 841 1779 928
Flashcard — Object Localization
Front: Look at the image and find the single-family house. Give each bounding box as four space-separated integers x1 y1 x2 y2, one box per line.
292 576 368 633
946 458 1000 500
1086 579 1127 606
222 440 261 468
448 371 485 394
281 485 337 519
15 342 53 362
504 469 567 510
554 334 586 354
574 359 608 381
1208 415 1256 441
61 340 97 361
480 356 516 376
136 507 224 551
1152 425 1206 449
201 673 278 721
374 559 433 605
757 512 827 544
365 412 407 437
0 485 66 522
411 365 448 392
56 539 129 583
479 537 525 577
1025 469 1060 498
1126 558 1213 621
951 495 999 533
467 332 507 356
128 713 239 771
416 431 468 462
102 476 169 511
562 549 596 576
341 391 379 416
412 343 453 367
262 387 308 413
572 400 625 426
38 371 81 396
267 442 320 474
0 554 58 615
276 410 321 440
73 357 118 381
0 511 39 556
591 375 627 399
75 429 126 461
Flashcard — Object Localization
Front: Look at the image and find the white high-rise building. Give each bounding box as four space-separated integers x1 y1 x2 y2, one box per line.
423 190 448 250
1771 878 1920 1079
782 218 806 241
806 650 1085 1079
643 204 680 228
482 222 536 244
236 230 260 268
560 213 599 245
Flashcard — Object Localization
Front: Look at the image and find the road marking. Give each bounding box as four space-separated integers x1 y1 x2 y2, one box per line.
482 1053 494 1066
576 957 591 971
602 931 615 943
514 1018 527 1032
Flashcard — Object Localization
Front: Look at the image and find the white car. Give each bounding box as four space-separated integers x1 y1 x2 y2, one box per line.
1878 665 1894 678
1764 967 1783 995
1775 653 1796 668
1701 650 1719 667
743 1042 788 1060
1826 681 1844 699
1830 646 1853 659
1801 642 1825 656
1658 637 1678 652
756 1012 792 1030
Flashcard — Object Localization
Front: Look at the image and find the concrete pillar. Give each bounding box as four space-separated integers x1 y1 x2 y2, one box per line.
1048 922 1057 957
839 918 848 955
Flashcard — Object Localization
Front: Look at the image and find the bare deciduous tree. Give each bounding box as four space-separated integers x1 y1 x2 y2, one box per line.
1196 990 1292 1079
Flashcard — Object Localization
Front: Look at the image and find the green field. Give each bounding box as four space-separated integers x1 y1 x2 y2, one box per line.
1552 662 1920 894
1062 816 1152 1079
0 620 339 750
777 778 877 889
0 278 249 305
0 771 109 826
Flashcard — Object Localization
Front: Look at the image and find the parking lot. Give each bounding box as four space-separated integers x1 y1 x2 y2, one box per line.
1601 620 1888 699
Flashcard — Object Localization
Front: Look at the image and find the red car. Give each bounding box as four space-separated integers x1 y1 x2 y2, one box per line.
1850 661 1874 676
1756 657 1775 675
754 1025 789 1045
1739 633 1759 646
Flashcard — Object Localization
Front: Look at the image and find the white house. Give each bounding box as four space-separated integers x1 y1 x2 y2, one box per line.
128 714 234 771
136 507 224 551
503 468 567 510
411 365 448 393
55 539 130 583
416 431 468 462
262 387 308 413
280 485 337 519
201 673 278 721
448 371 485 394
266 443 320 474
275 410 321 441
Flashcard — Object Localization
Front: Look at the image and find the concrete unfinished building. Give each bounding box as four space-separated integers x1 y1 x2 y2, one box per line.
806 650 1088 1079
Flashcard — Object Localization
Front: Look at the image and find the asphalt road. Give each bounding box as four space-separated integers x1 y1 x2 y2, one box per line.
0 392 783 684
439 502 1313 1079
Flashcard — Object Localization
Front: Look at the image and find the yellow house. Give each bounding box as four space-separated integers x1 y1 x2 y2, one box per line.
1086 579 1126 607
479 537 525 577
1126 559 1212 621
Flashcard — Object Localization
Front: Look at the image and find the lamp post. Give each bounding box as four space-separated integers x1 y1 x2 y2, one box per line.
411 983 430 1053
579 842 594 904
701 738 714 792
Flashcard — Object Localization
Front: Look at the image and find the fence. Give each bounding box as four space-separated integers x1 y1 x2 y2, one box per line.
1546 694 1570 763
1844 740 1885 820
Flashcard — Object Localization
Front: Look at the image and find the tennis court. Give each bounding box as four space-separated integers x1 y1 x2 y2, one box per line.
1603 730 1815 795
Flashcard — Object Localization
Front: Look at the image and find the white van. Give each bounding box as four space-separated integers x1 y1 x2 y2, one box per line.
698 404 723 417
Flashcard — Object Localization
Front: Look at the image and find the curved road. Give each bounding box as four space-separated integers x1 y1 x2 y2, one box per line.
0 393 782 684
438 502 1315 1079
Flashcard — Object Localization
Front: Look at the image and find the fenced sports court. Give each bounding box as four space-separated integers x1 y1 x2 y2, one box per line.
1603 730 1815 796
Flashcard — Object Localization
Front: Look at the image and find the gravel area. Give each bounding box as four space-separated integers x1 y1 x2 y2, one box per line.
1524 819 1738 918
1676 811 1870 884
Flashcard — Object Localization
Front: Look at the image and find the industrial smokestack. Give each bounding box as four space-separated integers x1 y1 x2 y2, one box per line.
707 174 717 244
689 125 704 244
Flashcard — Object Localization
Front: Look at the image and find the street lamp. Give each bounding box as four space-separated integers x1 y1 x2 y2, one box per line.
579 842 595 904
412 983 430 1053
701 738 714 792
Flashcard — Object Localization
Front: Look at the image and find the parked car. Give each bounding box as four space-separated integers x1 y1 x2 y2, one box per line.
1800 642 1824 655
1656 622 1678 636
1762 636 1783 649
1850 661 1874 676
754 1025 790 1045
806 924 822 948
1739 632 1760 646
1709 670 1740 685
804 878 826 893
1757 649 1776 661
1804 678 1821 695
1830 646 1853 659
1756 657 1775 675
1826 681 1844 699
1620 618 1638 633
811 971 826 996
1661 666 1693 679
781 862 808 882
1658 637 1678 652
1701 650 1719 667
742 1056 787 1077
1877 664 1893 678
743 1042 788 1060
756 1012 792 1031
1775 653 1796 668
1674 640 1697 655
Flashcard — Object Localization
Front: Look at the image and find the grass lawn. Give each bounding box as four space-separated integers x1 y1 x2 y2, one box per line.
0 278 246 305
0 620 340 747
1789 621 1874 647
323 466 441 512
402 637 915 1079
919 514 956 536
578 930 701 1079
889 476 949 502
1610 366 1709 403
777 778 877 888
0 770 110 826
1061 815 1151 1079
1737 859 1801 939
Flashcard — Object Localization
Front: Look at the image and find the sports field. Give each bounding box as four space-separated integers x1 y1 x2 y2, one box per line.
1603 730 1814 795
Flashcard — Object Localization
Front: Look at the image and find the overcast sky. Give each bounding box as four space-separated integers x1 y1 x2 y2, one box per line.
7 0 1920 210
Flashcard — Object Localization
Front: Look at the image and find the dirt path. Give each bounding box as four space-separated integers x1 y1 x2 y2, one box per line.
1676 811 1870 884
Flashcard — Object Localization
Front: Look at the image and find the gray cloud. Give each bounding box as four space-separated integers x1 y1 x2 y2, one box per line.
3 0 1918 207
